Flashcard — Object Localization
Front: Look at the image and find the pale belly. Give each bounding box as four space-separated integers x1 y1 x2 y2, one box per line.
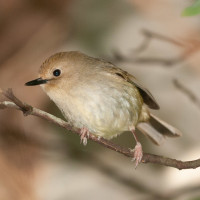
47 82 143 139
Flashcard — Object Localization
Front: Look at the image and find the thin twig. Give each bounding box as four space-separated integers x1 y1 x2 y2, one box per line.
141 29 186 48
1 89 200 170
111 52 182 66
3 88 33 115
174 79 200 109
111 29 200 67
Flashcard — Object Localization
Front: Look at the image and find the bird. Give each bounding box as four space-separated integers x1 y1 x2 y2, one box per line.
25 51 182 167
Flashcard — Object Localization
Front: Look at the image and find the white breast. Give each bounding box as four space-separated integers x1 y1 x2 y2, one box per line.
45 79 143 139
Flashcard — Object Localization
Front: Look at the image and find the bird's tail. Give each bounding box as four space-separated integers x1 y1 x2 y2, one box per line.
137 113 182 145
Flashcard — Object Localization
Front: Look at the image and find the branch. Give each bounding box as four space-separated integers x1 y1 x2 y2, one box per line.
174 79 200 109
111 51 183 67
140 29 186 48
111 29 200 66
1 88 200 170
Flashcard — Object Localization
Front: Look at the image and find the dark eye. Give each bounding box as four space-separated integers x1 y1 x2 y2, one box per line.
53 69 61 77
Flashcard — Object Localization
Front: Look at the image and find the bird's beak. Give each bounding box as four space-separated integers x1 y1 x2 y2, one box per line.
25 78 48 86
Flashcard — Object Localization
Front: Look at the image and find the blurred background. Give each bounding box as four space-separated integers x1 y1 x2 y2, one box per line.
0 0 200 199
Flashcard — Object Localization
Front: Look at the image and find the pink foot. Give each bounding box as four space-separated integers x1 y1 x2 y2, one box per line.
130 142 143 168
80 127 90 146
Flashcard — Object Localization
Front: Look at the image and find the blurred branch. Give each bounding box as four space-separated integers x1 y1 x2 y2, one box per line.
112 29 200 66
174 79 200 109
133 29 185 55
111 50 182 66
139 29 186 48
1 88 200 170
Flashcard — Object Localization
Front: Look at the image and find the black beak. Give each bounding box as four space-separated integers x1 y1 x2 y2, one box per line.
25 78 48 86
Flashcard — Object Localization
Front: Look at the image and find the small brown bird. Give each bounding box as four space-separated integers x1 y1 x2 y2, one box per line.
25 51 181 167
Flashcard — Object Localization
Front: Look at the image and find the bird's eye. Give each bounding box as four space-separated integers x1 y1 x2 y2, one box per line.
53 69 61 77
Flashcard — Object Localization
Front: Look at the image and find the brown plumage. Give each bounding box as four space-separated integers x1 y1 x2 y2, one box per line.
25 51 182 167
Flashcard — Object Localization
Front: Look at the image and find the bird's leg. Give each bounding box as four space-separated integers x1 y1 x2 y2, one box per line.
130 127 143 168
80 127 90 146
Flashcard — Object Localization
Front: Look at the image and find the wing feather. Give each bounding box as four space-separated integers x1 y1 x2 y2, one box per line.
102 65 160 110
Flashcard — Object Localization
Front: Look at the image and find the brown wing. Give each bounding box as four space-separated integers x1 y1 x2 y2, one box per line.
102 65 160 110
128 75 160 109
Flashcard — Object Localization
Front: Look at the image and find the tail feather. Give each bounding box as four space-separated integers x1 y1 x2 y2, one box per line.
137 122 165 145
137 113 182 145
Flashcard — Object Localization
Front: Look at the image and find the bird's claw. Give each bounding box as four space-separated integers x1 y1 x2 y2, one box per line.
80 127 90 146
130 142 143 169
